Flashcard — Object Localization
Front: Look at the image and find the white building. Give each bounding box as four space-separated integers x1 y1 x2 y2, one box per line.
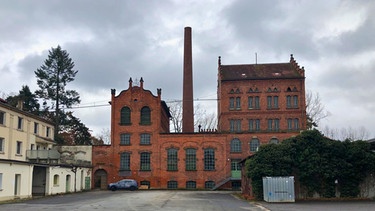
0 99 92 202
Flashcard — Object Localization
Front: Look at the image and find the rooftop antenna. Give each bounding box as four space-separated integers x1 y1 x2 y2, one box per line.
255 52 257 64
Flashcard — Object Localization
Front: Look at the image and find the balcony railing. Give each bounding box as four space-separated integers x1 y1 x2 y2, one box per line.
26 150 61 160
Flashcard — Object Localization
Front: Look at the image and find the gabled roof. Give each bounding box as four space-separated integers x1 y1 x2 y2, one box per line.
219 54 305 81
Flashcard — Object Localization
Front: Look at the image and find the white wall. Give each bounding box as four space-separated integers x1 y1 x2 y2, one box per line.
0 162 33 201
46 166 91 195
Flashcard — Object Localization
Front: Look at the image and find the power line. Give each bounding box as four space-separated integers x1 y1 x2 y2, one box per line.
62 98 219 110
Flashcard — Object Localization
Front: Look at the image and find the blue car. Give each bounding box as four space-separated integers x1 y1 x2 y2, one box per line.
108 179 138 191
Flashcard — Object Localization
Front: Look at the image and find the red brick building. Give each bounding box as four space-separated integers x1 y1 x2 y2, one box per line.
92 27 307 190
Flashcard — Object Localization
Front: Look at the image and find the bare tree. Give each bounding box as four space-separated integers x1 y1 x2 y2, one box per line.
95 128 111 144
168 101 217 133
168 101 183 132
322 125 370 141
306 90 330 129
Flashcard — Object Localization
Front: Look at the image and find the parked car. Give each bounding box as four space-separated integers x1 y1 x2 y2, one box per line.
108 179 138 191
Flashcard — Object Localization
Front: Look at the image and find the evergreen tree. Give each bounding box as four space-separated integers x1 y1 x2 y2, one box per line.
6 85 40 115
35 45 80 143
60 112 92 145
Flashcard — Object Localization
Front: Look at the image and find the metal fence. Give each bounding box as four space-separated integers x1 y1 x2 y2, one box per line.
263 176 295 202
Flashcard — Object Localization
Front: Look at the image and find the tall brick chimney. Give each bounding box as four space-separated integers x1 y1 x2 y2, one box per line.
182 26 194 133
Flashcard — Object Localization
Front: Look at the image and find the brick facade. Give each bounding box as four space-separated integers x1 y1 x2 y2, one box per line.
92 55 307 190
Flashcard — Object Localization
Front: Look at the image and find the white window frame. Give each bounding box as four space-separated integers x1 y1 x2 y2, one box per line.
17 117 23 130
0 137 4 153
16 141 22 155
0 173 3 190
0 111 5 125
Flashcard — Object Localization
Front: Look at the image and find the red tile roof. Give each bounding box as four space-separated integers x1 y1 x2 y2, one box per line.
219 55 305 81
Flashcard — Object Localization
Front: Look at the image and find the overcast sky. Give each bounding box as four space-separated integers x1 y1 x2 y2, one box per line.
1 0 374 139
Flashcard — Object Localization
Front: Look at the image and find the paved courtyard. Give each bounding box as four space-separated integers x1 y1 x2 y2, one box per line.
1 190 375 211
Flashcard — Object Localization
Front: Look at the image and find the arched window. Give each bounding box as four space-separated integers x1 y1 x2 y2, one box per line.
53 174 59 186
140 106 151 125
230 138 242 152
120 107 131 125
250 138 260 152
269 138 279 144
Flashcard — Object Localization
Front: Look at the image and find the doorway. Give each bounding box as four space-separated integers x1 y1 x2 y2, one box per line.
14 174 21 196
94 169 108 189
66 175 71 192
231 159 241 179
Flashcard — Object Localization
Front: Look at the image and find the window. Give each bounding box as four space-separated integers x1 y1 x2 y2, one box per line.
167 148 178 171
34 123 39 134
0 111 5 125
31 144 35 150
269 138 279 144
0 137 4 153
235 97 241 109
186 181 196 189
294 118 299 130
231 159 241 171
267 96 278 109
140 133 151 145
229 97 234 109
273 96 279 108
230 138 241 152
53 174 59 186
287 118 298 130
120 134 131 145
250 138 260 152
17 117 23 130
185 148 196 171
140 181 150 189
293 96 299 108
275 119 280 131
140 152 151 171
255 119 260 131
229 120 241 132
120 106 131 125
255 96 260 109
287 118 293 130
287 95 298 108
204 148 215 170
267 96 272 108
167 181 178 189
46 127 50 138
268 119 280 131
287 96 292 108
205 181 215 189
249 96 260 109
268 119 273 131
120 152 130 170
249 119 261 132
248 96 253 109
140 106 151 125
16 141 22 154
